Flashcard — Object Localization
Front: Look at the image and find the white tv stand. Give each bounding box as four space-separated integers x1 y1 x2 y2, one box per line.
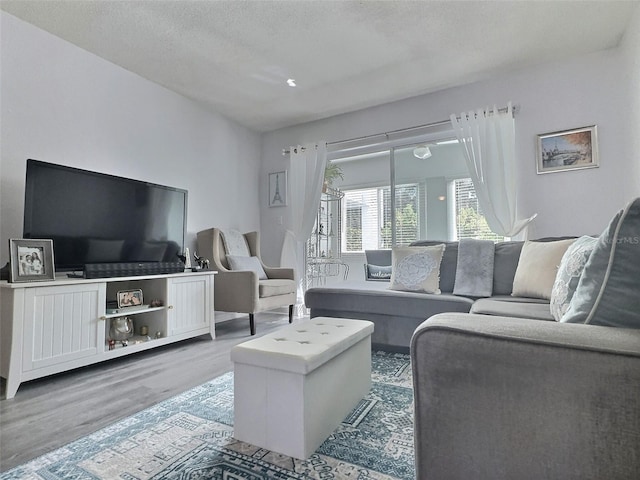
0 270 216 399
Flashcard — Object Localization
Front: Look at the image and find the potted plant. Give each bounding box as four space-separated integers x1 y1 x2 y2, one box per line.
324 162 344 190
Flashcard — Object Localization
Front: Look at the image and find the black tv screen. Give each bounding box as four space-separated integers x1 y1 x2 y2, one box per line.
23 159 187 271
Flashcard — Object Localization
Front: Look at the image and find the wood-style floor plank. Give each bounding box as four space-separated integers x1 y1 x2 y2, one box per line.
0 312 303 472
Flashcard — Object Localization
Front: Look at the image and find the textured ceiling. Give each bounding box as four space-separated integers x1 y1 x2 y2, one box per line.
1 0 638 132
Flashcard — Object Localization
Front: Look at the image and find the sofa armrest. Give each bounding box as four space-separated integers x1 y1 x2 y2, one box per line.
411 313 640 480
263 266 294 280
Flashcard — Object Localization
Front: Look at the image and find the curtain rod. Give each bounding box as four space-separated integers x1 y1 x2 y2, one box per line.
282 103 518 155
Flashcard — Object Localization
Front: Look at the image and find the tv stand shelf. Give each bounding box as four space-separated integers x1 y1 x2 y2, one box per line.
0 270 216 399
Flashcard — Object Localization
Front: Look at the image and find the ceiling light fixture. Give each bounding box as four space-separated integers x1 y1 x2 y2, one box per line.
287 78 296 87
413 145 432 159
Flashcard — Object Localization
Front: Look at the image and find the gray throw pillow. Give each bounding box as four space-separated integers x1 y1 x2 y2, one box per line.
562 198 640 327
226 255 268 280
550 236 597 321
453 238 495 297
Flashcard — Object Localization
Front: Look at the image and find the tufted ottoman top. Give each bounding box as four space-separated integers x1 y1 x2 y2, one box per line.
230 317 374 374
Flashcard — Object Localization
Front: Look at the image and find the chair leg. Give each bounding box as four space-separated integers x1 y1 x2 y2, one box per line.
249 313 256 335
289 305 294 324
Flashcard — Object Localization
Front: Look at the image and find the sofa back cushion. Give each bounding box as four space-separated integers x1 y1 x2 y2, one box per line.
492 241 524 295
410 241 458 292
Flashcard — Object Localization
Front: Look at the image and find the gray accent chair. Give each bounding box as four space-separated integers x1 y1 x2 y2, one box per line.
411 313 640 479
197 228 295 335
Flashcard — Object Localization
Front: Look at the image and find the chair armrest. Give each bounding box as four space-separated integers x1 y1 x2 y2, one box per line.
214 270 259 312
264 267 294 280
411 313 640 480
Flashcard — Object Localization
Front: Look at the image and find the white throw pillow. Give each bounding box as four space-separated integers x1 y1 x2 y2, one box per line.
389 245 445 294
220 229 250 256
550 236 597 321
226 255 268 280
512 239 576 300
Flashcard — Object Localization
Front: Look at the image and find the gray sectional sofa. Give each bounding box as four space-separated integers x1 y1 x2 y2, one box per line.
309 198 640 478
304 239 556 352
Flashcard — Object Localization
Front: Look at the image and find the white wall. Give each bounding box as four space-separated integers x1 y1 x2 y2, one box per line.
261 44 633 266
621 3 640 198
0 12 262 268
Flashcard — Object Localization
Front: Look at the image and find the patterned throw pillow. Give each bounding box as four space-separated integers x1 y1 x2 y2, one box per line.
550 236 597 321
389 245 445 293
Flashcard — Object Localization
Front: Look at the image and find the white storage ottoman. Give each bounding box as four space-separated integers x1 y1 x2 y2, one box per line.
230 316 374 459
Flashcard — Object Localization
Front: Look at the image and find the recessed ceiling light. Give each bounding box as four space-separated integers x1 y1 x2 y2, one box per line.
287 78 296 87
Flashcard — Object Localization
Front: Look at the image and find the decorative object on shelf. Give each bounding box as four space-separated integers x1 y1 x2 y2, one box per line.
8 238 55 283
193 252 210 270
117 289 143 308
108 339 116 350
140 325 149 336
109 316 134 341
537 125 599 174
269 170 288 207
183 247 193 269
155 331 163 339
149 299 164 307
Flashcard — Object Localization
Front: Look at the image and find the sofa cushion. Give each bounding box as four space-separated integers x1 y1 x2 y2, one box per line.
550 236 597 321
259 279 296 298
492 241 524 295
227 255 267 280
453 238 495 297
390 245 445 293
410 240 458 293
471 297 554 321
562 198 640 327
512 239 576 300
305 281 474 320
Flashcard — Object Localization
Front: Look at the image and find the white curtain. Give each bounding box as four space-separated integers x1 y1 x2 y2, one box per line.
450 102 536 237
280 142 327 308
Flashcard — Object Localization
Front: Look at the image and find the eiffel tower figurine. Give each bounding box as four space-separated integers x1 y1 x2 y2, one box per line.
271 173 283 205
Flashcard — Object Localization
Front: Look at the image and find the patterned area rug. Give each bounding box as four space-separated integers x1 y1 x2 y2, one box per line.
2 351 414 480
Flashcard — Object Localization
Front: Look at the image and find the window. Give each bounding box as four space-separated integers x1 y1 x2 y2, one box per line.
343 184 419 252
452 178 504 241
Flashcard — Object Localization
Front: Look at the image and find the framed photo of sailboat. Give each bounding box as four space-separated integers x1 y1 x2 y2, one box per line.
537 125 599 174
269 170 288 207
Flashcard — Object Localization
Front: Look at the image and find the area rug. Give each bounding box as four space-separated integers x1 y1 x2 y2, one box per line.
1 351 414 479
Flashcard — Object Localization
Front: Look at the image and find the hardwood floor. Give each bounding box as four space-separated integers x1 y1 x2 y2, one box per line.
0 311 304 472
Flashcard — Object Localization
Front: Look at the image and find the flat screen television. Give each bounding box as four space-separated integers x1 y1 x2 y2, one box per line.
23 159 188 272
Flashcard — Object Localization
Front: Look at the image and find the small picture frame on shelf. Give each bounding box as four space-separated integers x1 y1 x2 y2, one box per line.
117 289 144 308
9 238 55 283
268 170 287 207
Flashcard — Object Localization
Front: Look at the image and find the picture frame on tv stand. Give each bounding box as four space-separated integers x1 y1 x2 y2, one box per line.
9 238 55 283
